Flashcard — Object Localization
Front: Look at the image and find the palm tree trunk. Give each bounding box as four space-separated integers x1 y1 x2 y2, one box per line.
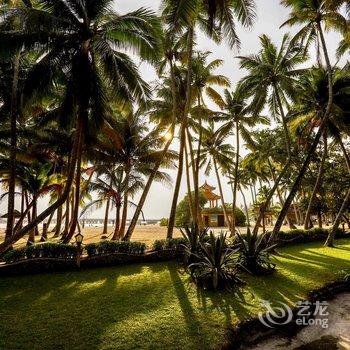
18 188 25 230
102 198 110 236
53 204 63 237
232 120 240 234
194 92 203 228
111 204 121 240
184 139 195 221
213 159 231 228
325 136 350 246
167 120 186 238
5 52 20 240
62 122 84 243
167 27 194 239
267 160 293 228
271 22 333 243
27 198 37 245
240 187 250 226
119 168 130 237
304 132 327 229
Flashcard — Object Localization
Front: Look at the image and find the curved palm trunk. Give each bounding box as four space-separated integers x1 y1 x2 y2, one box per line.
167 27 194 239
325 136 350 246
231 120 240 234
213 159 231 229
304 132 327 229
111 204 121 240
102 198 110 236
271 22 333 243
5 53 20 241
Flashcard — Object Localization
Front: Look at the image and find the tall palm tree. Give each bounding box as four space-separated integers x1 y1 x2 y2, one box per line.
0 0 161 253
189 51 230 230
162 0 256 238
199 121 235 227
238 33 306 235
271 0 347 241
289 67 350 230
211 85 269 233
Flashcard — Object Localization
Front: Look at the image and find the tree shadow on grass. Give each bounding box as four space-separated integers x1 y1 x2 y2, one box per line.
0 263 174 350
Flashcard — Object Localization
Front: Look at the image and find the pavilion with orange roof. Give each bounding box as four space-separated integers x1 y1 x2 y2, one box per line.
200 182 229 227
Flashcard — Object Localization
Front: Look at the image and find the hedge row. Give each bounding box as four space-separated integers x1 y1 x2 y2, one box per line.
273 227 347 245
85 241 146 257
152 237 186 251
3 243 77 264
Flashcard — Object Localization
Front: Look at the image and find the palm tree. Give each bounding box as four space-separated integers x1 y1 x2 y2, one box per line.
15 162 56 245
189 51 230 230
289 67 350 230
272 0 347 241
238 33 307 235
211 85 269 233
162 0 256 238
199 121 235 228
0 0 161 253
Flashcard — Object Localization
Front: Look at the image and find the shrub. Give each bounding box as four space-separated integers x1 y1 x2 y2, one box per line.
151 238 186 251
159 218 168 227
236 228 276 275
189 232 243 290
85 241 147 256
2 243 77 264
181 225 209 264
3 248 26 264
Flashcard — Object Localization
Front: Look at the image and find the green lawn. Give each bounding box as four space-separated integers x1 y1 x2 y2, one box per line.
1 240 350 350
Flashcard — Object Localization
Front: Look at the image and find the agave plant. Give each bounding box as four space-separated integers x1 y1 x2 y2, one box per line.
180 224 209 264
236 228 277 275
189 231 242 290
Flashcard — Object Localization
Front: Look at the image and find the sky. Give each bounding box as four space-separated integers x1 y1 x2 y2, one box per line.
0 0 345 220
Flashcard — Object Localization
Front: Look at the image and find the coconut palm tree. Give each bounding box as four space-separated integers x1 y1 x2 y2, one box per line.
289 67 350 230
271 0 348 241
199 121 235 228
210 85 269 233
238 33 307 235
162 0 256 238
0 0 162 253
189 51 230 230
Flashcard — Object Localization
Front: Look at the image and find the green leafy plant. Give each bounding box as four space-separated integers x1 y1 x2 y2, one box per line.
180 224 209 264
189 232 242 290
85 241 146 257
2 243 77 263
236 228 276 275
152 238 186 251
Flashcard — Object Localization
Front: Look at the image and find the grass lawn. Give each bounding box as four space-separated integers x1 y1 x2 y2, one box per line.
1 239 350 350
